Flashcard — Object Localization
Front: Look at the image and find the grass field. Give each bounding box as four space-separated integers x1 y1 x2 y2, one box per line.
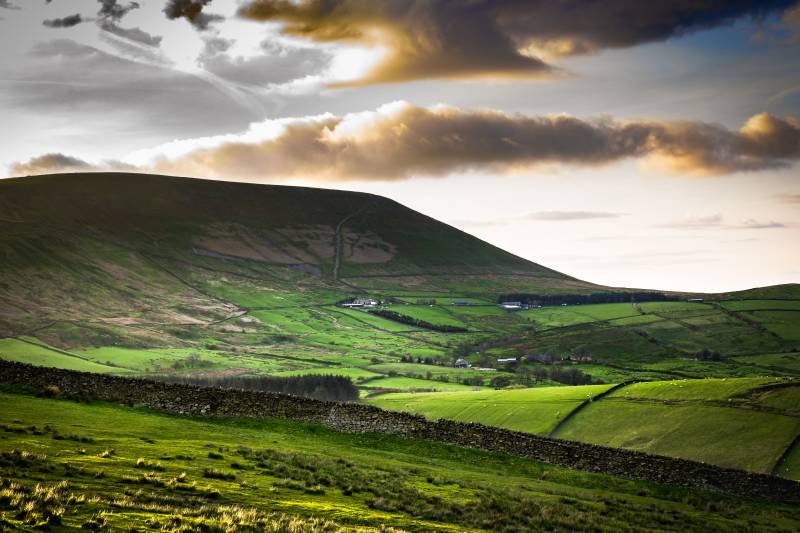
361 376 479 392
555 400 799 474
370 385 613 434
7 392 799 531
0 338 127 374
370 378 800 478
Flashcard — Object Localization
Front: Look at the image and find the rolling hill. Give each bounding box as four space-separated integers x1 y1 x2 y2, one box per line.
1 172 799 486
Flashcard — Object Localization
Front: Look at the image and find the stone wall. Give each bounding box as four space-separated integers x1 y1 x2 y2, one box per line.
1 361 797 503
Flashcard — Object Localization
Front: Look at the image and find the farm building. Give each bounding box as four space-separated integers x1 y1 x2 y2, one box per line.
341 298 379 308
452 300 470 306
497 357 518 365
499 301 522 310
454 358 471 368
569 355 593 363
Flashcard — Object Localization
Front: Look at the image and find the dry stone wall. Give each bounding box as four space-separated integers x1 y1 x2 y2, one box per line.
1 361 798 503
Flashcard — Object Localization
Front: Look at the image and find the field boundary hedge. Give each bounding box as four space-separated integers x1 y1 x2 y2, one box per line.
0 361 798 503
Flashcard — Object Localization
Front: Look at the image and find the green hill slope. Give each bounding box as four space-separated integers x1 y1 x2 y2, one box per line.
1 173 798 389
1 391 799 531
0 172 592 345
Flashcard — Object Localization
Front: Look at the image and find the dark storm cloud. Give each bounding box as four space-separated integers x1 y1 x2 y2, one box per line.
239 0 799 85
164 0 223 30
0 0 20 10
43 14 85 28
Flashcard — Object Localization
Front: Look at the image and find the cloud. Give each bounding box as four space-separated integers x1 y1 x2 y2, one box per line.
7 39 256 140
777 193 800 203
143 104 800 180
238 0 798 85
164 0 223 31
0 0 20 10
9 153 135 176
43 14 85 28
736 219 786 229
97 0 139 21
451 210 623 227
99 20 162 47
525 211 623 221
657 213 787 230
11 103 800 181
10 153 96 175
657 213 724 229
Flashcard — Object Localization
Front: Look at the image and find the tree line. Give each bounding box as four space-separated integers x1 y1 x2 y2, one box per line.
368 309 468 332
157 374 359 402
498 291 674 306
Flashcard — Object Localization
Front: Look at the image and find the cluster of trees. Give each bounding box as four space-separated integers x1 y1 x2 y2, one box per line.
506 366 596 386
368 309 467 333
159 374 359 402
170 354 214 370
694 348 722 361
498 291 674 306
399 355 437 365
415 299 437 305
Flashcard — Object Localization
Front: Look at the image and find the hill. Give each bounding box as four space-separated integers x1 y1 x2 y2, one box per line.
0 172 594 346
0 173 798 392
1 172 799 482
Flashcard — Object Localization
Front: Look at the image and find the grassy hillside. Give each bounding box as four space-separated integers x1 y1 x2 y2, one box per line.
1 391 799 532
1 173 797 390
1 172 799 491
369 378 800 478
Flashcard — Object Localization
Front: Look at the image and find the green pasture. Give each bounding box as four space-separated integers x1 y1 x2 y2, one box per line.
721 300 800 312
0 338 127 374
369 385 613 435
554 399 800 475
1 392 796 531
361 376 479 392
382 305 468 329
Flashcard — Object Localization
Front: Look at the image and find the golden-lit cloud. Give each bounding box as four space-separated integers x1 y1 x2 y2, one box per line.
238 0 799 85
10 104 800 181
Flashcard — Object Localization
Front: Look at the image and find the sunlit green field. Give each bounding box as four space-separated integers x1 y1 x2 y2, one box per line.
370 378 800 478
370 385 613 434
5 392 798 531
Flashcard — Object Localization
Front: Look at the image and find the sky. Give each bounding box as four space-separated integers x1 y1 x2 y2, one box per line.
1 0 799 293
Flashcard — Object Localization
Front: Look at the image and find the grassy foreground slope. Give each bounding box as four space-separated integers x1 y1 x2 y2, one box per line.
370 378 800 478
1 392 799 532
